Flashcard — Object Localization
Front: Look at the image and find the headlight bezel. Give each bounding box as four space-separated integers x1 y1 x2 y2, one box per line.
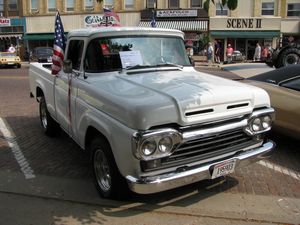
132 129 182 161
245 108 275 136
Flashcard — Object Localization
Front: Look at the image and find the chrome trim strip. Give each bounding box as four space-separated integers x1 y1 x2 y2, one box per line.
126 141 275 194
182 119 248 141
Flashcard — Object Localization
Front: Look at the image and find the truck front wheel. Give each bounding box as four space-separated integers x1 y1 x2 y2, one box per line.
91 137 130 199
39 96 60 136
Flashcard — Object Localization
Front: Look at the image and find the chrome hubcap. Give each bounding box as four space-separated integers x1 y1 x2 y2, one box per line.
94 149 111 192
41 102 48 129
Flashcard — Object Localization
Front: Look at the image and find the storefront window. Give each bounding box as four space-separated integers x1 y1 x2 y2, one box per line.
30 0 38 10
48 0 56 12
261 2 274 15
147 0 156 8
216 3 228 16
287 3 300 17
169 0 179 9
125 0 135 9
191 0 202 8
8 0 18 11
66 0 74 11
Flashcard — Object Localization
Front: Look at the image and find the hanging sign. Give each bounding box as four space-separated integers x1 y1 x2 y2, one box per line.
0 18 11 27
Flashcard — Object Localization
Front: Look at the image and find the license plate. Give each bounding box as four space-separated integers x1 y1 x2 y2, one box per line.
8 62 14 65
211 159 236 179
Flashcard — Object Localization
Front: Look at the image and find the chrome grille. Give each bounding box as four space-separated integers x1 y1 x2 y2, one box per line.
141 129 258 172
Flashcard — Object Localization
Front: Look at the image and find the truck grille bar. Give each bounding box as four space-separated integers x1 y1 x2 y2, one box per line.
141 129 257 172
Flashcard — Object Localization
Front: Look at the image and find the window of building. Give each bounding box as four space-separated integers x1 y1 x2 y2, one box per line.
48 0 56 12
169 0 179 8
8 0 18 11
125 0 135 9
287 3 300 17
191 0 202 8
104 0 114 7
216 3 228 16
66 0 74 11
85 0 94 10
30 0 38 11
146 0 156 8
0 0 4 12
261 2 274 15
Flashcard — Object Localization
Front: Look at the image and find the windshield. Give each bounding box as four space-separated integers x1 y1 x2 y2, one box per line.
0 53 17 57
84 35 191 73
36 48 53 55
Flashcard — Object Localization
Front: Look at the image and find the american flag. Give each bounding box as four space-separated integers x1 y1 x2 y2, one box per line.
51 11 66 75
103 7 120 27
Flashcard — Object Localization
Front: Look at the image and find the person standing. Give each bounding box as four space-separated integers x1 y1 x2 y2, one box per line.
261 46 268 61
226 44 233 63
207 42 214 65
214 40 221 63
254 43 261 61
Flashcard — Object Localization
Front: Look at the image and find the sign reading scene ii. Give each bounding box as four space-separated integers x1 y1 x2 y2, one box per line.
227 19 262 29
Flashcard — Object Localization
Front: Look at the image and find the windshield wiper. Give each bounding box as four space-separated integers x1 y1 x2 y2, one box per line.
157 62 183 69
125 65 153 70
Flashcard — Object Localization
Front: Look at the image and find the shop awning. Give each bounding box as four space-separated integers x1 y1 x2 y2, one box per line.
138 20 208 31
0 34 22 39
211 31 280 38
23 33 54 40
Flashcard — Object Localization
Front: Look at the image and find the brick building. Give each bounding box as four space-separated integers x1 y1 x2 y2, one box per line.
209 0 300 61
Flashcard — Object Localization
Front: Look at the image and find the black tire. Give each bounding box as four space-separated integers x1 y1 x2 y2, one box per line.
39 96 60 136
91 137 130 199
277 47 300 68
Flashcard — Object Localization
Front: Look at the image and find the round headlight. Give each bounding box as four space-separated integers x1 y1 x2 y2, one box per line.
262 116 271 129
158 136 173 153
252 118 261 132
141 139 156 156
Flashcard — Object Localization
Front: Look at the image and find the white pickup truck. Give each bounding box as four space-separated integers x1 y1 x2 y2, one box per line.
29 27 275 199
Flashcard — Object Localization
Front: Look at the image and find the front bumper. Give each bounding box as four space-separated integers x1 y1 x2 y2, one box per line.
126 141 274 194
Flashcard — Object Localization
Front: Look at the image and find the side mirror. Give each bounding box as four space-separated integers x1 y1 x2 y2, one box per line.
63 59 72 73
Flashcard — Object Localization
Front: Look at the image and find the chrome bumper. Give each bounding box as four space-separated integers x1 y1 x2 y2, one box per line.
126 141 274 194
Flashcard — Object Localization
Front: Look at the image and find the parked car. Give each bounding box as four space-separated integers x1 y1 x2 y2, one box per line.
231 50 246 62
240 65 300 139
30 47 53 63
0 52 21 68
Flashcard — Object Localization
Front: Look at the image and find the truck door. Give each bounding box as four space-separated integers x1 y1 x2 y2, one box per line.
55 39 84 136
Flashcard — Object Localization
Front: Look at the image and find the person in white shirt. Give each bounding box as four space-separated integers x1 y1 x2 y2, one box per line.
253 43 261 61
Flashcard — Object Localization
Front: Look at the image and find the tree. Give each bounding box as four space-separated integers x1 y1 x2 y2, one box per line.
96 0 103 2
204 0 238 11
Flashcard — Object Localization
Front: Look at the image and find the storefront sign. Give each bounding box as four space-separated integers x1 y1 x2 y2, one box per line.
0 18 11 27
226 18 262 29
156 10 197 18
84 15 119 27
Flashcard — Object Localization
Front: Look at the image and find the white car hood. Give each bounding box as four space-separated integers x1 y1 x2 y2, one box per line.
80 68 270 130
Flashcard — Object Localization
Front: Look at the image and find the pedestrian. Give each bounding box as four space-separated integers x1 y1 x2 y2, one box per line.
261 46 268 61
253 43 261 61
8 44 16 53
207 42 214 65
226 44 233 63
214 40 221 63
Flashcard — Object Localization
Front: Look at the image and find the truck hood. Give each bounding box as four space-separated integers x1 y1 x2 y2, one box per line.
81 68 270 130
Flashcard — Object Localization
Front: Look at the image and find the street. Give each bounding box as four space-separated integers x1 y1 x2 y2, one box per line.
0 64 299 225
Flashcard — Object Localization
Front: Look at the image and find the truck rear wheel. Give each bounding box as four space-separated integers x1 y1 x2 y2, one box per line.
39 96 60 136
91 137 130 199
277 47 300 68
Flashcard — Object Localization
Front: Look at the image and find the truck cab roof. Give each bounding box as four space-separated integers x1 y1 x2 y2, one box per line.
67 27 185 39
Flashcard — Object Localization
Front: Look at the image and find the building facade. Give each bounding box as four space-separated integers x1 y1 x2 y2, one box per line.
209 0 300 61
0 0 25 53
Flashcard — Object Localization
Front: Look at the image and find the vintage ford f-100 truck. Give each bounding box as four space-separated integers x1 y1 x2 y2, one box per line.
29 27 275 199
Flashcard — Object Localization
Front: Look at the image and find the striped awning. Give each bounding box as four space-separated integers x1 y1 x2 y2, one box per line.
138 20 208 31
0 34 22 39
